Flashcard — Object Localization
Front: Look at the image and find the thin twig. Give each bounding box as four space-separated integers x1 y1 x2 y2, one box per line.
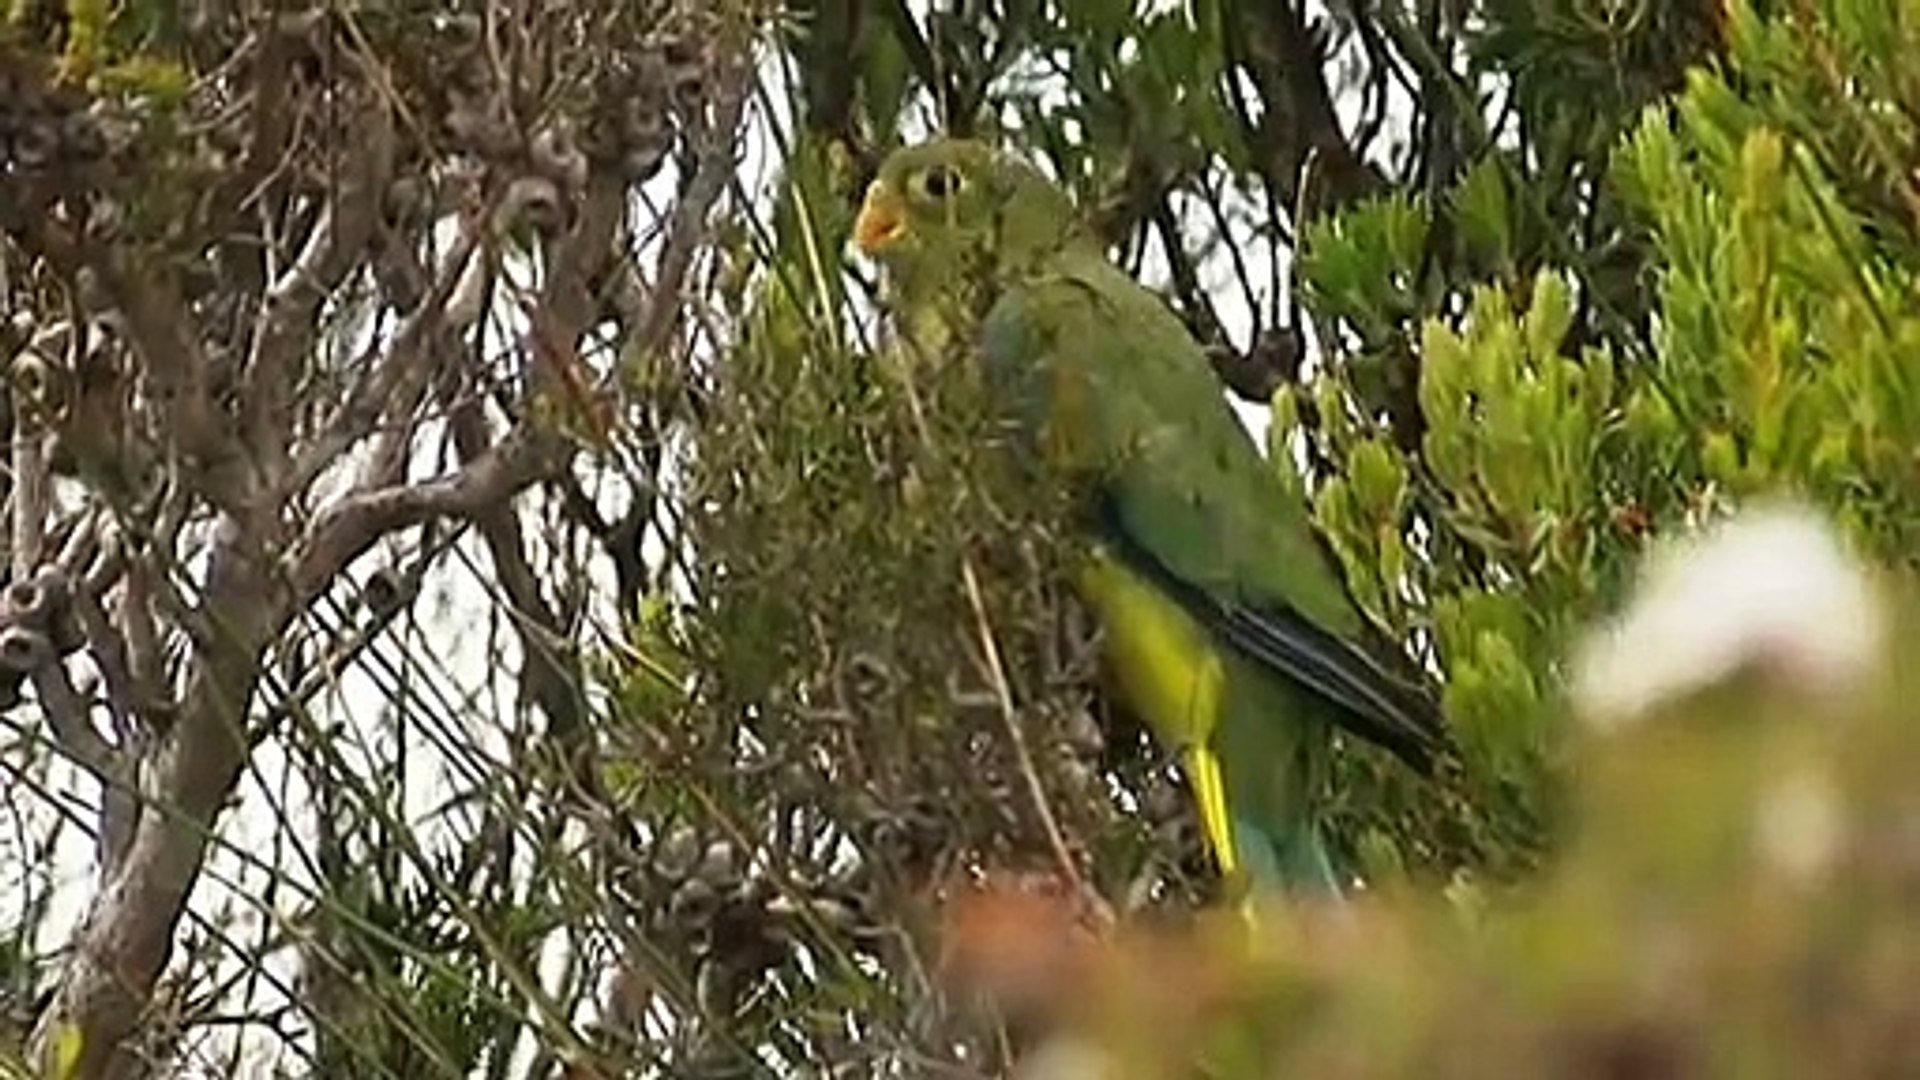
959 555 1083 896
11 430 48 579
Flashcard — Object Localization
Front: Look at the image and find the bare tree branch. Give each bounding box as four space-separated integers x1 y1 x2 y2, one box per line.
1229 2 1387 216
290 424 567 605
241 86 395 491
90 253 244 513
11 429 48 577
30 517 284 1078
285 221 485 497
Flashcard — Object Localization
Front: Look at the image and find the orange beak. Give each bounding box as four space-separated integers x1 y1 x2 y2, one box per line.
854 183 907 256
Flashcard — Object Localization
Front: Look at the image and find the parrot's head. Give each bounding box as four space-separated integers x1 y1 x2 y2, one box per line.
853 138 1077 294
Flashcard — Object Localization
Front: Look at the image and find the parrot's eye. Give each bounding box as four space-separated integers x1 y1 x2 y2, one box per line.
914 165 966 201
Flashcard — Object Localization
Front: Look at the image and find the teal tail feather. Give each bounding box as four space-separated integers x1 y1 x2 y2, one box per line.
1235 814 1342 895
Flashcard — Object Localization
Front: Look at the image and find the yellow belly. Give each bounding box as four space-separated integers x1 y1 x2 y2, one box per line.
1077 547 1224 747
1077 545 1239 876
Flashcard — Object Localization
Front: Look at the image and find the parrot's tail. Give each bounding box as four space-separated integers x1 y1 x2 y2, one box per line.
1236 813 1343 895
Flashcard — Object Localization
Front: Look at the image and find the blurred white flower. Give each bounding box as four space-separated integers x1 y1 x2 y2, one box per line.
1016 1037 1118 1080
1755 766 1843 884
1575 503 1885 730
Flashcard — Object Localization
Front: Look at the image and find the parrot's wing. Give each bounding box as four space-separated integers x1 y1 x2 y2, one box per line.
1094 505 1444 772
984 252 1448 772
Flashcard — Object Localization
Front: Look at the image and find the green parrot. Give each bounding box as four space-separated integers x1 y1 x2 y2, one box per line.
853 139 1448 892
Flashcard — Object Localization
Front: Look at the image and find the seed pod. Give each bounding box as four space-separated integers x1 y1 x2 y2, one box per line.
0 625 51 674
694 839 740 889
10 346 67 425
359 567 410 620
666 876 720 928
529 124 588 192
1061 708 1103 758
499 175 564 235
1054 757 1095 798
3 568 66 629
652 825 702 882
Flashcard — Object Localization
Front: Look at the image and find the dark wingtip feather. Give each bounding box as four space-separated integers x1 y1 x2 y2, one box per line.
1098 522 1453 775
1217 600 1450 774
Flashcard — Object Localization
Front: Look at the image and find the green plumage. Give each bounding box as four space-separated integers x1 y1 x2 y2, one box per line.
856 139 1447 892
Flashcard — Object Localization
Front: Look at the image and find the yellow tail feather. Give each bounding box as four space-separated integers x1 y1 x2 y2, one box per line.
1182 744 1238 879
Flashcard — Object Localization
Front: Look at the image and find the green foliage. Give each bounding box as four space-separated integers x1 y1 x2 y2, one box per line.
1300 195 1430 336
6 0 187 93
1281 0 1920 891
581 0 1920 1070
1615 21 1920 555
0 0 1886 1068
597 127 1218 1070
1288 273 1620 880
